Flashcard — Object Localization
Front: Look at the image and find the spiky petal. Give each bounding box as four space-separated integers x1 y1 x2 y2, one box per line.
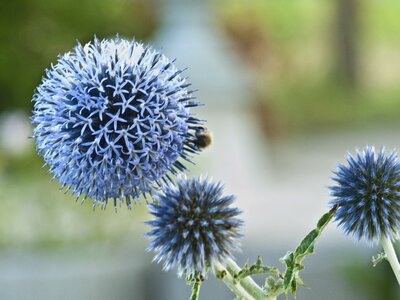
329 146 400 242
146 176 243 277
32 36 203 208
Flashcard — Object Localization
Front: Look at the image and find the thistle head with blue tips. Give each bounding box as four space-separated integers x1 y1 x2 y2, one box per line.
329 146 400 242
31 35 204 209
146 176 243 278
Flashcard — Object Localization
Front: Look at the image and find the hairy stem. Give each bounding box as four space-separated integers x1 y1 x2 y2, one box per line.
380 235 400 285
189 278 202 300
214 259 277 300
226 258 276 300
214 260 254 300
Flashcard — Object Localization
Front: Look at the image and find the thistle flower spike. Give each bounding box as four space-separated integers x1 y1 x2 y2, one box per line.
32 35 203 207
329 146 400 242
146 176 243 277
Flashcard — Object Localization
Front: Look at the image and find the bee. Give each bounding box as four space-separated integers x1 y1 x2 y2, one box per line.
192 126 212 149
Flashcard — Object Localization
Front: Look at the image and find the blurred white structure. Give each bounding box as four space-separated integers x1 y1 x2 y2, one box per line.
0 110 32 155
154 0 251 108
154 0 278 238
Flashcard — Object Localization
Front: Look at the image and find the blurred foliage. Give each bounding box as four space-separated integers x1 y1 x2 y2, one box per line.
0 147 149 249
339 250 400 300
0 0 159 112
254 82 400 136
215 0 400 136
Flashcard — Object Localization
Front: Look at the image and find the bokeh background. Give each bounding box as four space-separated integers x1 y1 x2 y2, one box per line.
1 0 400 299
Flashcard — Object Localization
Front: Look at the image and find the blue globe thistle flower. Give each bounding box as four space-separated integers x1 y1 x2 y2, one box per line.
146 176 243 277
329 146 400 242
32 36 203 208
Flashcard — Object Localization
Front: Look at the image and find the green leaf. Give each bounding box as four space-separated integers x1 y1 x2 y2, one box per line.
291 278 297 297
264 276 284 297
234 256 281 282
280 207 336 297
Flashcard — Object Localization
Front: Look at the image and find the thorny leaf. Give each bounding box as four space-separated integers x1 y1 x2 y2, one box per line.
280 207 336 297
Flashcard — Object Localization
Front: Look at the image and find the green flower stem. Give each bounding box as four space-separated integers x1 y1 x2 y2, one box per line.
189 278 202 300
380 235 400 285
214 259 277 300
214 261 254 300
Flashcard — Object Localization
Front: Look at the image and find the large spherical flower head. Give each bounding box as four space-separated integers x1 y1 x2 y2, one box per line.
32 36 203 208
329 146 400 242
146 176 243 277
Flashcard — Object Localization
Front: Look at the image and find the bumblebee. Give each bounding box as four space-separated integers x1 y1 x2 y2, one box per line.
192 126 212 149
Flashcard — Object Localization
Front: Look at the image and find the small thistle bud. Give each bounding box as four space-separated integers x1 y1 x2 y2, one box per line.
32 36 203 207
329 146 400 242
146 176 243 277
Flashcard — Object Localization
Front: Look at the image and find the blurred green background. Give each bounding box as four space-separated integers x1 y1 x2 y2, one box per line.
1 0 400 299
